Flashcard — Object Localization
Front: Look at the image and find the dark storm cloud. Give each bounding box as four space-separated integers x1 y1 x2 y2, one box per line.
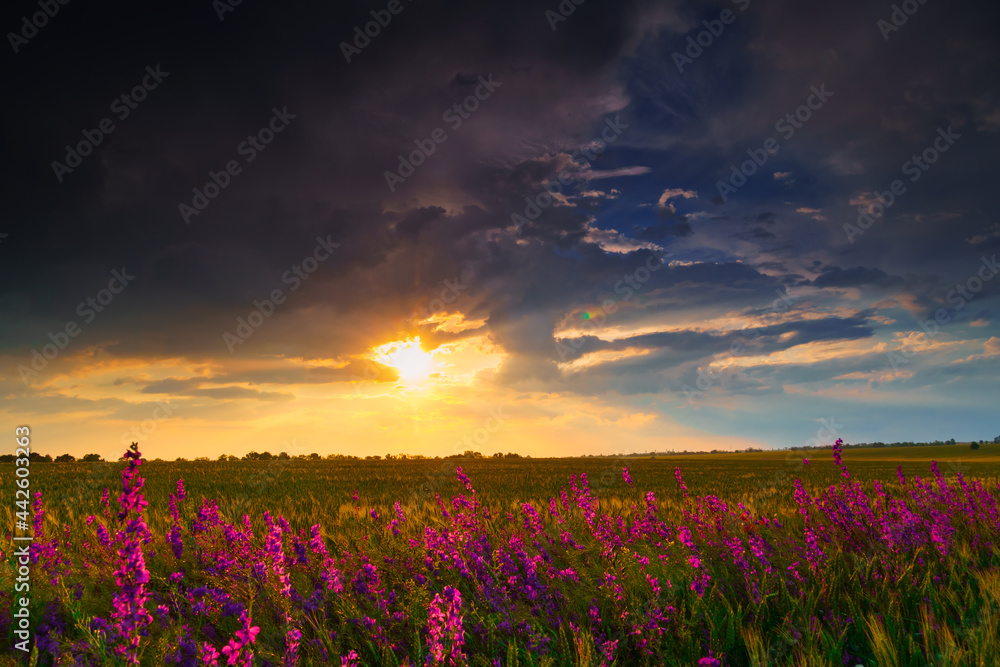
1 0 673 371
810 266 903 289
1 0 998 441
633 222 693 240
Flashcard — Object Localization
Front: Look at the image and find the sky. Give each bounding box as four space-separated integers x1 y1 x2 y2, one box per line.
2 0 999 460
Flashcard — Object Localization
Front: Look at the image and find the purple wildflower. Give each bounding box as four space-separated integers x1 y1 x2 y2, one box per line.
675 467 688 495
199 642 220 666
220 610 259 666
426 586 465 665
698 650 722 666
456 466 474 492
109 443 153 665
283 626 302 667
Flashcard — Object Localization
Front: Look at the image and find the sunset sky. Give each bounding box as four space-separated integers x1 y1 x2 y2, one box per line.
2 0 999 459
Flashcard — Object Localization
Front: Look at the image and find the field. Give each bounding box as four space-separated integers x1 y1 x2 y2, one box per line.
3 443 1000 665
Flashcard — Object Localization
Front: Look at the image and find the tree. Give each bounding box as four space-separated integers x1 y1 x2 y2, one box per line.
971 441 980 450
55 453 76 462
994 435 1000 444
308 453 321 460
278 452 290 460
81 453 102 462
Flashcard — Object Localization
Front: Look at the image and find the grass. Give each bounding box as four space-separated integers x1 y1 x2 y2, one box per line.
2 443 999 665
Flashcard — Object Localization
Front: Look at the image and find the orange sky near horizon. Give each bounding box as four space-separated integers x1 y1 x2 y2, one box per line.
8 326 772 460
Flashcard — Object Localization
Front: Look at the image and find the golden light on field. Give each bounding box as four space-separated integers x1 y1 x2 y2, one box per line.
371 337 436 384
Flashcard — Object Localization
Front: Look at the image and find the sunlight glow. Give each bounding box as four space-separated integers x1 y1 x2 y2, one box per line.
372 337 436 384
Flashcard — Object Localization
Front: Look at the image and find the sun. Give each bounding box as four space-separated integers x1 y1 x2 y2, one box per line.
372 337 436 384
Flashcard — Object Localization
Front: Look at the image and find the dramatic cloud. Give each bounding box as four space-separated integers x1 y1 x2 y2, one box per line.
2 0 998 457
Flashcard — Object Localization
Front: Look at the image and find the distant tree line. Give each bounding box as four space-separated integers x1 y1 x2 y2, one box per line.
4 438 995 463
0 450 531 463
0 452 103 463
580 437 999 457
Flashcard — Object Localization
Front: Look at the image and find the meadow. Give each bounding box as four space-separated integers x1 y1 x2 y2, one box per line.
2 442 999 666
